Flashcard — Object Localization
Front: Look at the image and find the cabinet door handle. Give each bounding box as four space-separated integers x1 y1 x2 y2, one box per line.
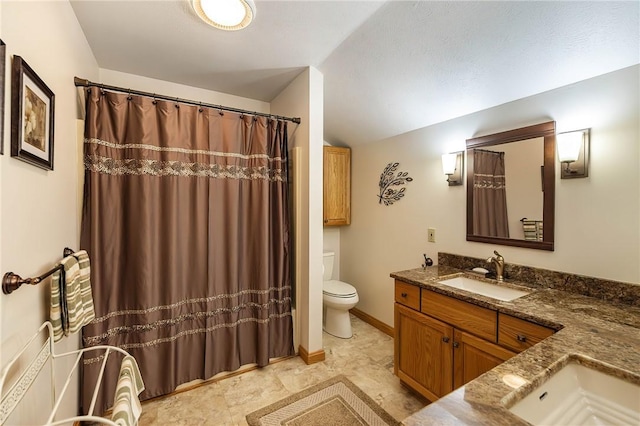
516 334 527 343
324 219 328 224
401 292 408 298
442 337 450 343
453 341 459 348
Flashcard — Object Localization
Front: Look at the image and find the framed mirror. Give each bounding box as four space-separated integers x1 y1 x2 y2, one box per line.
466 121 555 251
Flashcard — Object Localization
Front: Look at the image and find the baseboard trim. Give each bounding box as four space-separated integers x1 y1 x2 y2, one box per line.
350 308 394 337
298 345 325 364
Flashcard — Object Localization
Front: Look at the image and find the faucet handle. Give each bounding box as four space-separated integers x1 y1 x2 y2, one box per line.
493 250 504 260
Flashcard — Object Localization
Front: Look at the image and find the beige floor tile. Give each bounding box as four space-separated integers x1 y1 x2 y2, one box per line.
138 315 426 425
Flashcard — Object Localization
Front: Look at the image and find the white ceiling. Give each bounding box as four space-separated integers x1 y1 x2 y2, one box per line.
70 1 639 147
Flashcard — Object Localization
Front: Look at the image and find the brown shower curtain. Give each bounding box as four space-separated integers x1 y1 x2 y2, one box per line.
79 88 294 414
473 149 509 238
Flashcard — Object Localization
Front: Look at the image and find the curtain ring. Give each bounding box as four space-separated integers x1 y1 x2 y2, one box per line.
175 97 180 108
152 94 157 105
198 102 203 113
218 108 224 116
127 89 132 101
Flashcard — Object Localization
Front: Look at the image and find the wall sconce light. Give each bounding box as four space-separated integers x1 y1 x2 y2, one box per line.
557 129 590 179
441 152 464 186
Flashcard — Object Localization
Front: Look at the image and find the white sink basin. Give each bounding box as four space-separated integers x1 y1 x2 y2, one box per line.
508 361 640 425
437 276 529 301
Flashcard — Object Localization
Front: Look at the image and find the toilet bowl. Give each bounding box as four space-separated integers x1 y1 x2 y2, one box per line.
323 252 359 338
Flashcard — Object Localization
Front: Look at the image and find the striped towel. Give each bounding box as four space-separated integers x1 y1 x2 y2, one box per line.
521 219 543 241
50 251 95 342
112 355 145 426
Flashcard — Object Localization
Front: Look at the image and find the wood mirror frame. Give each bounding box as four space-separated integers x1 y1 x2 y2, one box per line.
466 121 556 251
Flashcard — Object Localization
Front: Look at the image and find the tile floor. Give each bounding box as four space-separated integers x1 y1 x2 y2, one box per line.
138 315 427 425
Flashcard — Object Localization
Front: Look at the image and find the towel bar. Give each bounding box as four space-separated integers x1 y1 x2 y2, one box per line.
2 247 75 294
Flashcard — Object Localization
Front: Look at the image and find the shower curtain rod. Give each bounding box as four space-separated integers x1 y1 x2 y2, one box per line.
74 77 301 124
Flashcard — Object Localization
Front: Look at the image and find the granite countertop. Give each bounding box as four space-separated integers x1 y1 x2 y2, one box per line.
391 267 640 425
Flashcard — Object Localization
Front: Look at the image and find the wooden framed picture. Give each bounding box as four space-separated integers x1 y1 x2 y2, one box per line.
0 39 5 155
11 55 55 170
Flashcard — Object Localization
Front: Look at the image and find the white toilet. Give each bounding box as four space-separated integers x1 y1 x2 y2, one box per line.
322 252 359 338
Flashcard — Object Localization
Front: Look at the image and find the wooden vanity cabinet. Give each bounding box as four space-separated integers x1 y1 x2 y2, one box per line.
394 279 537 402
323 146 351 226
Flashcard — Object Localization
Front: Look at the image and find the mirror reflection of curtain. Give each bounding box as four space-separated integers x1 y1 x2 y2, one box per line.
473 150 509 237
80 88 294 414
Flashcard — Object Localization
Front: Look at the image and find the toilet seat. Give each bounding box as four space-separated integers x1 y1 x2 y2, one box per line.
323 280 357 298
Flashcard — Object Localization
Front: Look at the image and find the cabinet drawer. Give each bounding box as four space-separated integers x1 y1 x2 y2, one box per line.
395 280 421 311
421 289 497 342
498 313 554 353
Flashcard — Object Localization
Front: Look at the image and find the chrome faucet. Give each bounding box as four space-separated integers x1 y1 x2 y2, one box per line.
487 250 505 282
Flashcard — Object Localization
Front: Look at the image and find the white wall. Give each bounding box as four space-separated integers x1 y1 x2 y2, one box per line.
0 1 98 423
0 0 4 359
98 69 270 114
323 228 340 279
272 67 324 355
341 65 640 327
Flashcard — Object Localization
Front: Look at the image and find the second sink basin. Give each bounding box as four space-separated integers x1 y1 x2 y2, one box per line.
507 359 640 425
437 276 530 301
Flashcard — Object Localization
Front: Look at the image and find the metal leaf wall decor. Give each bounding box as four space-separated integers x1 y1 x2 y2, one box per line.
378 162 413 206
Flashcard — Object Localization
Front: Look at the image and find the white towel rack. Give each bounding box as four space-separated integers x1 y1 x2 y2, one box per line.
0 321 136 425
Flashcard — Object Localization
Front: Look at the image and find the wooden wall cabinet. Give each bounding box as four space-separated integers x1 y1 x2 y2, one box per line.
323 146 351 226
394 279 552 402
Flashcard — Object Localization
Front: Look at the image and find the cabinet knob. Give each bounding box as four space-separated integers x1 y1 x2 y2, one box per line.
442 336 450 343
401 292 408 298
453 341 460 348
516 334 527 343
324 219 328 224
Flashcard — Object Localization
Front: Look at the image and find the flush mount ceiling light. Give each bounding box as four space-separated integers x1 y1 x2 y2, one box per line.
192 0 256 31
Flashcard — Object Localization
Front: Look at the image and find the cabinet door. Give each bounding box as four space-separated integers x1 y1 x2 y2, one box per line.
453 329 516 389
323 146 351 226
395 303 453 401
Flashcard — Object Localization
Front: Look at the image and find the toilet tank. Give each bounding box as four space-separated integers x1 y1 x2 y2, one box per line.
322 252 335 281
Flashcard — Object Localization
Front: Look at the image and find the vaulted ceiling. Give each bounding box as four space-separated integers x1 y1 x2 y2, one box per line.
70 1 639 146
